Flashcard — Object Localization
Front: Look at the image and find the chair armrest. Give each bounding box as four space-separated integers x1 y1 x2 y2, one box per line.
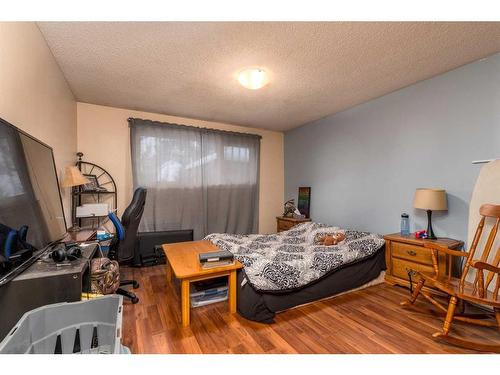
423 241 468 257
471 261 500 274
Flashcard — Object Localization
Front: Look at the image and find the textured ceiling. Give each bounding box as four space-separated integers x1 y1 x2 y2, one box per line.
38 22 500 131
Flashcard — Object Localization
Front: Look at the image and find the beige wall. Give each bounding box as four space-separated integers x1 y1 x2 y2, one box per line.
0 23 284 233
0 22 76 224
77 103 284 234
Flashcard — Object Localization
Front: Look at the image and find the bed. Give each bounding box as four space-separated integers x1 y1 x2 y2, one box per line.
205 222 386 323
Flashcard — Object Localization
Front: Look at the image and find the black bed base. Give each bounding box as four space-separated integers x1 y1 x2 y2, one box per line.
236 247 386 323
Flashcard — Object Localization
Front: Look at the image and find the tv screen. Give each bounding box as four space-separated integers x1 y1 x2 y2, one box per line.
0 118 67 252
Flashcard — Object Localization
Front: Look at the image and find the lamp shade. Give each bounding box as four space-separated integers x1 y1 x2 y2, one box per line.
61 166 89 188
413 188 448 211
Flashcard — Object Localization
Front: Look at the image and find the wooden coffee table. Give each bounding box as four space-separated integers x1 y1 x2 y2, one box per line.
162 240 243 327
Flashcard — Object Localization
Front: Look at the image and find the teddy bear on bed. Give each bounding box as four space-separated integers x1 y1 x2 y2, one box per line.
317 232 346 246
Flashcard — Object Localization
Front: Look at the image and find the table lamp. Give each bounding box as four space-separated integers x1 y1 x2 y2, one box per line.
413 188 448 240
61 166 89 231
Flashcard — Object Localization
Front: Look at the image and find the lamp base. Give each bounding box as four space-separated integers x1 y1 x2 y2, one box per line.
425 210 437 240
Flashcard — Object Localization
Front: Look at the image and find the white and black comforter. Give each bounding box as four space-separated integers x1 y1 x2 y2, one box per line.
204 222 385 292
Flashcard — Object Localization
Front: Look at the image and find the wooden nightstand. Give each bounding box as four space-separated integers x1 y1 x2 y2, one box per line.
384 233 463 292
276 216 311 232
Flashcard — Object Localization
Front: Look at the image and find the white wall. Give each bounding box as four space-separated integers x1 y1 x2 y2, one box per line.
0 22 77 224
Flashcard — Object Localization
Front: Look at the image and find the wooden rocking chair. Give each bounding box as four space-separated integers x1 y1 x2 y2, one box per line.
401 203 500 353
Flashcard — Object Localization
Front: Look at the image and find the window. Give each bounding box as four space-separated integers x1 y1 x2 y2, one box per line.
224 146 250 162
130 119 260 239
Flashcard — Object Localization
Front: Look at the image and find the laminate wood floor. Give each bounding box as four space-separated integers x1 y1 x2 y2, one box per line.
121 265 500 354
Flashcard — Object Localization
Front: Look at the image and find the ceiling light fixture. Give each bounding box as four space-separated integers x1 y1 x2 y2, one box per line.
237 68 268 90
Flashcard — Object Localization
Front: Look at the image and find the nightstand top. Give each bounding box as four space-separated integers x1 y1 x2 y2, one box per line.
384 233 463 249
276 216 311 222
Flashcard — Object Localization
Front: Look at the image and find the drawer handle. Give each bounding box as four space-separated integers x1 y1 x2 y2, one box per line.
406 268 417 276
406 250 417 256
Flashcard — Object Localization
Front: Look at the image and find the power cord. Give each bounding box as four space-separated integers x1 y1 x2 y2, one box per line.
408 270 413 294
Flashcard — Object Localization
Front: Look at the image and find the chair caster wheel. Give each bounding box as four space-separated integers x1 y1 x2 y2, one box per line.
133 281 139 289
131 296 139 304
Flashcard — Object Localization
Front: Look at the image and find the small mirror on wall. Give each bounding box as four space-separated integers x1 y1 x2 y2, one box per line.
297 187 311 218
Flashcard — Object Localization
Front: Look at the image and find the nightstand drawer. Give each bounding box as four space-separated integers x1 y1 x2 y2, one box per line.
384 233 463 293
276 217 311 233
391 242 433 265
392 258 434 280
278 221 295 232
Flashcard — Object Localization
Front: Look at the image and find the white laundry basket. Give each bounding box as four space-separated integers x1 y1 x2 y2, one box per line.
0 295 130 354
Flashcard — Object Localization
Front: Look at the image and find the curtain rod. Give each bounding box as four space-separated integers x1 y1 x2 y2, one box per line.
127 117 262 140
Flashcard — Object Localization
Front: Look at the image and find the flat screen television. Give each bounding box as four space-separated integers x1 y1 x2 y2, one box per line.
0 118 67 285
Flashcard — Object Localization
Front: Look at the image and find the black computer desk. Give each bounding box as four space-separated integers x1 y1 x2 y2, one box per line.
0 242 99 340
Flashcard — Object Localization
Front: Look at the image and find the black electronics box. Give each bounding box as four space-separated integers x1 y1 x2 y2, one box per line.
199 250 234 263
134 229 194 267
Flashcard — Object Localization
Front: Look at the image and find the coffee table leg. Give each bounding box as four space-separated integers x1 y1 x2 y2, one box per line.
228 271 237 314
181 279 190 327
166 260 173 283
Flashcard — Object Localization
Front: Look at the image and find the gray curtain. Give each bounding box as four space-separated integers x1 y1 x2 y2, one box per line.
129 118 260 239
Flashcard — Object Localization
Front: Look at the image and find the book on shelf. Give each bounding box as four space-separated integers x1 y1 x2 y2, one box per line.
191 290 228 308
190 285 228 298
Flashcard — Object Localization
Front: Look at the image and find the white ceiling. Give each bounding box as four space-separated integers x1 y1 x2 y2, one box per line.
38 22 500 132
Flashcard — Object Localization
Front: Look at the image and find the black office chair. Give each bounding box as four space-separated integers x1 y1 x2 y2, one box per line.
108 187 147 304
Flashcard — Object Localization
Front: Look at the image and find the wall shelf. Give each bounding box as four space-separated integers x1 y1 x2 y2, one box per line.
71 153 117 230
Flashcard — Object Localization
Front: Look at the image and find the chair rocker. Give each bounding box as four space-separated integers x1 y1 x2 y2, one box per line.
401 203 500 353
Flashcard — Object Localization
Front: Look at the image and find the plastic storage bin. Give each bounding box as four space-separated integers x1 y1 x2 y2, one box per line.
0 295 129 354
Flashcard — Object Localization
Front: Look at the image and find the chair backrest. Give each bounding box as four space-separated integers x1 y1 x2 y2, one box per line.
461 204 500 300
467 160 500 271
113 187 147 262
